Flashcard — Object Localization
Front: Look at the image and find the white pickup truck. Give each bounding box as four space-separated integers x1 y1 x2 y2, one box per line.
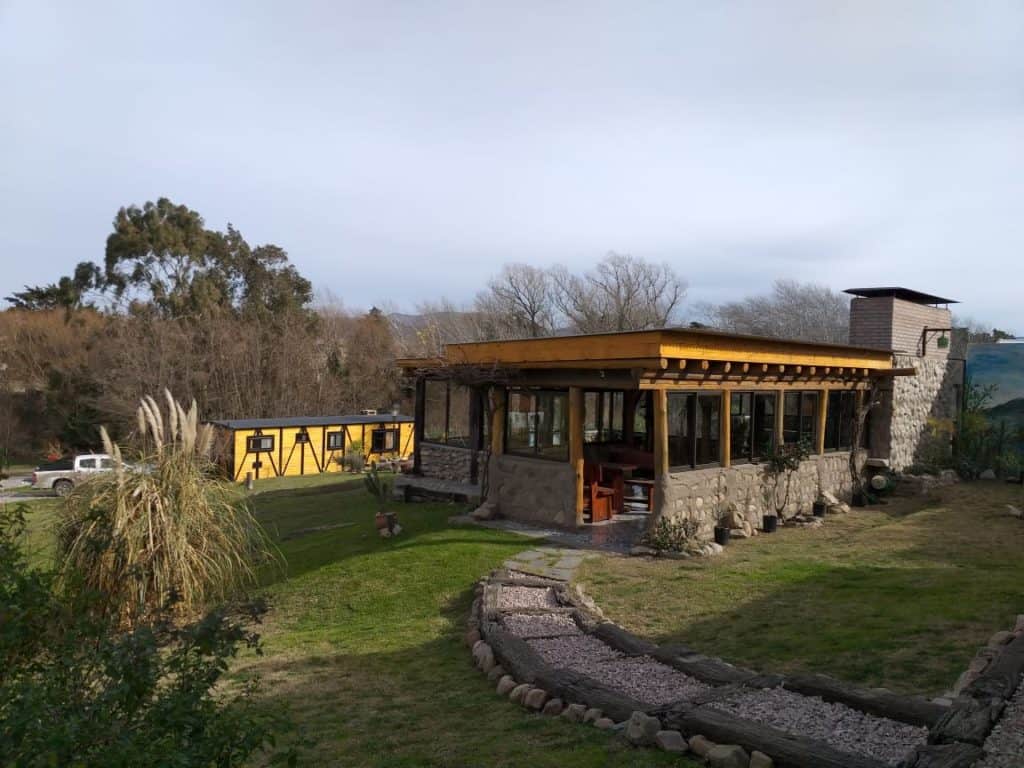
32 453 115 496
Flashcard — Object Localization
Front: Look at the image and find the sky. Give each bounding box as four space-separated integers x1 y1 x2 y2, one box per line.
1 1 1022 329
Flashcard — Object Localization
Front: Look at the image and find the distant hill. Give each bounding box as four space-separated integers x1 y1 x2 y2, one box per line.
985 397 1024 426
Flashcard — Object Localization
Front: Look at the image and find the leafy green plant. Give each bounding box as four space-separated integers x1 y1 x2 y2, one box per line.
57 391 279 625
342 439 366 473
763 439 812 519
0 503 294 768
363 466 390 510
640 515 701 553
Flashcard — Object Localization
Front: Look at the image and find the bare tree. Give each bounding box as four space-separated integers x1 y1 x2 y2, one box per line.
550 252 686 334
473 263 555 339
698 279 850 344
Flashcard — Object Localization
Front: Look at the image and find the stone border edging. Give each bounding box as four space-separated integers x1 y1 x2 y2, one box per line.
467 568 1024 768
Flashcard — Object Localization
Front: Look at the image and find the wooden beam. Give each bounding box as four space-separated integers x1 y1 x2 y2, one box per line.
741 362 750 373
870 367 917 377
721 390 731 468
700 360 710 371
775 389 785 448
808 366 816 376
722 362 732 373
568 387 584 528
777 364 786 374
676 358 688 370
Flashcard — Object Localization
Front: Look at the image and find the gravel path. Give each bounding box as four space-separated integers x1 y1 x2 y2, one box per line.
708 687 927 766
977 677 1024 768
498 586 559 611
503 613 581 638
527 636 710 705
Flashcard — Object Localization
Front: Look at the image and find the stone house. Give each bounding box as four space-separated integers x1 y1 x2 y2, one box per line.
396 287 961 534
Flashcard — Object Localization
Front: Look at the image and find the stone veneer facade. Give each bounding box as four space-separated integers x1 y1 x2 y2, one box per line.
657 453 860 537
486 454 578 528
419 442 484 484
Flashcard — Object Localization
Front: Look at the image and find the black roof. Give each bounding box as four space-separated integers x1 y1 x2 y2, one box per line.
844 287 958 305
208 414 413 430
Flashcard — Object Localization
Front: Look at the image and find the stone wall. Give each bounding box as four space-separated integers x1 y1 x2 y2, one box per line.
419 442 483 483
657 453 859 538
486 453 577 529
874 354 963 471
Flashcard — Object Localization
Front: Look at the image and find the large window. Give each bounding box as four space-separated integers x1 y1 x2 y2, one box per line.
371 428 399 453
824 390 857 451
667 392 721 469
247 435 274 453
783 391 819 446
423 380 472 447
327 431 344 450
506 388 569 461
731 392 776 463
583 390 624 443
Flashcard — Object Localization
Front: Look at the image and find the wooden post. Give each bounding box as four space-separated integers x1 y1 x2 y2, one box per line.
721 390 731 468
490 387 506 456
569 387 585 528
652 388 670 520
413 377 426 474
816 388 829 455
775 389 786 447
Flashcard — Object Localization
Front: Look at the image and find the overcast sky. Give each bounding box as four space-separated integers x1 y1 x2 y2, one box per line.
1 1 1022 328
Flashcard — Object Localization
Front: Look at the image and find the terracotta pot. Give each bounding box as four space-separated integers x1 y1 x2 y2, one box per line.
374 512 388 530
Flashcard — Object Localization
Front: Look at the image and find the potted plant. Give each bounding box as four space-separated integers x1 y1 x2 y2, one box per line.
763 440 812 527
364 467 398 534
761 485 778 533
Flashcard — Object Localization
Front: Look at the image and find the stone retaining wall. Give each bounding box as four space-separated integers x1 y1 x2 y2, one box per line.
487 453 577 529
659 453 861 538
419 442 483 483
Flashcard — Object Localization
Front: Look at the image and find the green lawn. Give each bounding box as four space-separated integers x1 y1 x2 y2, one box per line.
240 481 692 767
577 482 1024 696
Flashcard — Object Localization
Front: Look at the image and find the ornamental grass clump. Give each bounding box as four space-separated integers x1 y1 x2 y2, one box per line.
58 391 278 625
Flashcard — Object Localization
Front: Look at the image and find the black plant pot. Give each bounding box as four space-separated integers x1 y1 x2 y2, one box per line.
762 515 778 533
813 500 827 518
713 526 731 546
852 490 867 507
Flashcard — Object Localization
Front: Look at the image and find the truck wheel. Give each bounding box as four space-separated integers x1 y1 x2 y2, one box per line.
53 479 73 497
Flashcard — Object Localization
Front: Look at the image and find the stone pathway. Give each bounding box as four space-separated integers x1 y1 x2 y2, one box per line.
502 546 589 582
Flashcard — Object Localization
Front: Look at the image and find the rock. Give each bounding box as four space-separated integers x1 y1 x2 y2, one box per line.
988 630 1013 647
473 643 495 673
542 698 564 716
464 628 481 647
583 707 603 724
561 703 587 722
706 744 750 768
487 664 505 682
729 527 749 539
662 550 691 560
1015 614 1024 635
1008 505 1024 519
624 710 661 745
742 521 754 537
702 542 723 556
471 502 498 520
822 491 840 505
653 730 688 753
496 676 517 696
509 683 531 703
688 734 714 757
750 751 774 768
594 717 615 730
980 469 997 480
523 688 548 710
629 545 657 557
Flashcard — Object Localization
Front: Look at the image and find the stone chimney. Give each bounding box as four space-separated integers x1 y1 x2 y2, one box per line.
846 287 955 358
844 288 961 472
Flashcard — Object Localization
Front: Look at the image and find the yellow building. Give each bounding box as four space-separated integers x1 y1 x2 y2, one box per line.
210 414 414 482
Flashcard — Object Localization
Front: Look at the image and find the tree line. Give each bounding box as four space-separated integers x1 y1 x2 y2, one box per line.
2 197 1009 463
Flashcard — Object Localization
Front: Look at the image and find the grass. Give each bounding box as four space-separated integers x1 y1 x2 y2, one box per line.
239 481 693 767
577 482 1024 696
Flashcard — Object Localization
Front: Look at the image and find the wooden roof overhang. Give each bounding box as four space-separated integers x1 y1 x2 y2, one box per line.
396 328 902 391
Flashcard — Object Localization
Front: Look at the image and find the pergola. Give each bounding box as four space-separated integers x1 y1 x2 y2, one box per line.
399 327 901 526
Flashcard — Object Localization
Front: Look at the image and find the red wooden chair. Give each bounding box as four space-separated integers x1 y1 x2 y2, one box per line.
584 462 615 523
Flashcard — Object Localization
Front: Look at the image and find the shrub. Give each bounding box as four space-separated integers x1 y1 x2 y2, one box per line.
763 440 812 519
0 504 294 767
640 516 702 553
342 440 366 472
57 391 279 625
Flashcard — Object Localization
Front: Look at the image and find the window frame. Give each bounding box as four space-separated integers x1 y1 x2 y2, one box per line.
247 434 275 453
782 390 819 448
824 390 857 452
326 430 344 451
371 428 400 453
422 379 475 448
730 391 777 464
666 391 723 470
504 387 570 462
294 430 310 445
